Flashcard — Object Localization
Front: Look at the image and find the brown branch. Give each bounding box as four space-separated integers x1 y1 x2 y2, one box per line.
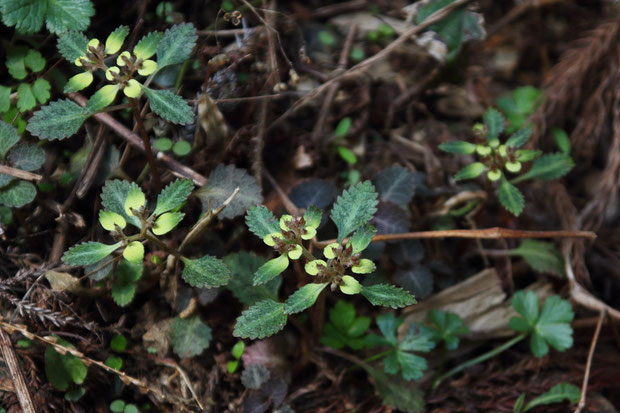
71 94 207 186
315 227 596 248
574 309 605 413
0 328 36 413
129 98 162 190
0 165 42 182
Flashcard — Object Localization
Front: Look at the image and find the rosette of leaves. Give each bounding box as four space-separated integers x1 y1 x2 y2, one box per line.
0 120 45 207
439 107 574 216
62 179 231 300
365 313 435 381
0 0 94 34
234 181 417 340
0 46 50 111
28 23 197 140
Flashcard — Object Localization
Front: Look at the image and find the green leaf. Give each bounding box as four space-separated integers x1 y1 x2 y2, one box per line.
505 126 533 148
0 0 46 34
6 46 28 80
454 162 486 181
105 25 129 54
84 84 119 114
512 153 574 183
509 291 574 357
0 85 11 113
170 315 212 358
156 23 197 69
522 382 580 412
0 180 36 207
552 128 571 154
424 310 468 350
373 371 425 413
57 31 89 62
141 86 193 125
483 107 504 140
110 400 125 413
134 31 162 60
100 180 142 227
337 146 357 165
32 78 51 104
514 393 526 413
372 166 418 207
153 179 193 216
45 0 94 33
334 116 352 139
508 240 564 275
231 341 245 359
196 164 262 219
24 49 45 72
349 223 376 253
172 140 191 156
181 255 231 288
330 181 378 242
104 356 122 370
16 83 36 111
152 212 184 235
246 205 280 238
0 120 20 158
111 259 142 306
233 299 287 339
224 252 280 306
27 99 87 140
321 300 371 350
45 341 87 391
303 205 322 229
62 241 121 266
110 335 127 352
498 177 524 216
361 284 417 308
516 149 542 162
253 254 288 286
8 143 45 171
439 140 477 155
283 283 328 315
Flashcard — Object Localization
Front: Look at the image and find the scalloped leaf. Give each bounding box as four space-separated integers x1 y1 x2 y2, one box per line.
181 255 231 288
483 107 504 140
0 0 46 34
16 83 36 111
45 0 94 34
224 252 280 306
372 166 417 206
170 315 212 358
111 259 142 307
27 99 87 140
498 177 524 216
246 205 279 238
233 299 287 339
57 31 89 62
197 164 262 219
361 284 417 308
0 120 20 158
505 126 533 148
508 240 564 276
512 153 574 183
0 180 37 207
62 241 121 266
8 142 45 171
32 78 50 104
153 179 193 216
349 223 376 253
331 181 378 242
134 31 162 59
100 180 142 227
156 23 197 69
141 86 193 125
283 283 328 315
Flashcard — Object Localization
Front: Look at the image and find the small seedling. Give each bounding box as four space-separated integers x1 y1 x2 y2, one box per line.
321 300 371 350
513 382 580 412
1 46 51 111
496 86 542 132
227 340 246 373
44 337 88 400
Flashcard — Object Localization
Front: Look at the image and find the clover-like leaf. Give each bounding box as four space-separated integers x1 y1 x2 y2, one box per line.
331 181 378 242
283 283 328 315
423 310 468 350
141 86 193 125
197 164 262 219
156 23 197 69
512 153 574 183
509 291 574 358
246 205 280 239
320 300 371 350
32 78 51 104
170 315 212 358
233 299 287 339
181 255 231 288
16 83 36 111
153 179 193 216
27 99 87 140
57 31 89 61
361 284 417 309
62 241 121 266
254 254 288 286
498 176 524 216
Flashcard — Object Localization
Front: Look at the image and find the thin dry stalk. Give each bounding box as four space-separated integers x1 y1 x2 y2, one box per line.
574 309 605 413
0 328 36 413
0 165 42 182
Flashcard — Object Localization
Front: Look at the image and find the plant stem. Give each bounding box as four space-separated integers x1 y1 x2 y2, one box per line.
144 233 182 259
432 333 527 389
129 98 162 190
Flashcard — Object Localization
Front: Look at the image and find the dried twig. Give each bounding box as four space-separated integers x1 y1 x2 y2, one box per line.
0 165 42 182
0 328 36 413
574 309 605 413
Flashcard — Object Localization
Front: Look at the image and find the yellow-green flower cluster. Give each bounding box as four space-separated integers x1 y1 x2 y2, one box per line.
65 26 159 107
472 123 524 182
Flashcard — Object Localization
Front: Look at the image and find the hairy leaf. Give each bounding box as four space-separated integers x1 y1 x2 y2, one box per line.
32 78 51 104
62 241 121 266
349 223 376 253
233 299 287 339
57 31 89 62
45 0 94 33
331 181 378 242
8 143 45 171
141 86 193 125
134 31 162 59
498 177 524 216
27 99 87 140
197 164 262 219
111 259 142 307
246 205 279 238
0 0 46 34
170 315 212 358
0 180 37 207
181 255 230 288
361 284 417 308
0 120 20 158
100 180 142 227
483 107 504 140
254 254 288 286
508 240 564 275
505 126 533 148
283 283 328 315
372 166 418 206
512 153 574 183
156 23 197 69
153 179 193 216
454 162 486 181
439 140 477 155
224 252 280 306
